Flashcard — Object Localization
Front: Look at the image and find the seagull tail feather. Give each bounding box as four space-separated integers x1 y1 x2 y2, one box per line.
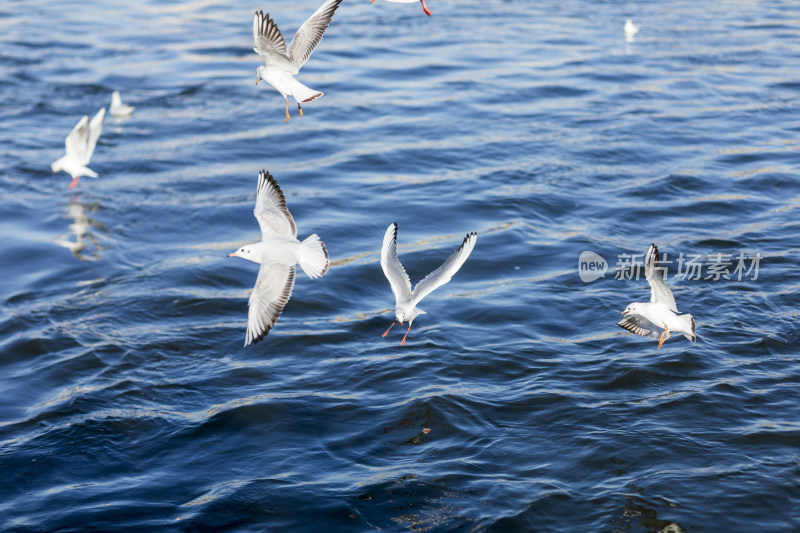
289 79 323 103
81 166 99 179
298 234 330 279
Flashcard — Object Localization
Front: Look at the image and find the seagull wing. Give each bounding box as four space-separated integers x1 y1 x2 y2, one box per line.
253 169 297 239
245 263 295 346
82 107 105 164
64 115 89 159
411 232 477 306
381 222 412 305
288 0 342 68
617 314 661 339
253 9 289 63
645 243 678 312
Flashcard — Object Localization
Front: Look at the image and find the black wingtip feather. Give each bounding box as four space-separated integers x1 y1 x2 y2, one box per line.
319 239 330 276
460 231 477 249
256 168 297 238
249 267 295 346
617 315 654 338
258 168 286 203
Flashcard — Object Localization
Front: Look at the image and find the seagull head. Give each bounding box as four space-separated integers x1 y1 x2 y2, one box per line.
228 245 259 264
255 66 267 86
396 307 425 326
621 303 639 317
51 158 63 174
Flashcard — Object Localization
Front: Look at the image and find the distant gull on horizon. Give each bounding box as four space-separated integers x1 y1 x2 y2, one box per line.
618 244 696 349
370 0 432 17
624 19 640 42
381 222 477 346
253 0 343 123
51 107 106 189
110 91 134 117
228 170 330 346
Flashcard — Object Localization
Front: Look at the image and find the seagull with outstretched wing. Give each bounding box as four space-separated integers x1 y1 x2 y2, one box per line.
618 243 696 349
51 108 106 189
381 222 477 345
253 0 342 123
229 170 329 346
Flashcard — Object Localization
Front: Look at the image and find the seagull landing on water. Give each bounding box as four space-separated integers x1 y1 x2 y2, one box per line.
110 91 134 117
51 108 106 190
380 223 477 346
624 19 640 42
618 244 696 349
228 170 329 346
369 0 432 17
253 0 342 123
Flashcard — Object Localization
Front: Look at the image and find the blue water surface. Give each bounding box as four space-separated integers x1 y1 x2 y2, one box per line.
1 0 799 531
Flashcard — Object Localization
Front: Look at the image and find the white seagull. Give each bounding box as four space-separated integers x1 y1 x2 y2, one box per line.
624 19 640 42
369 0 432 17
228 170 330 346
618 244 696 349
110 91 134 117
253 0 342 123
381 222 477 345
51 107 106 190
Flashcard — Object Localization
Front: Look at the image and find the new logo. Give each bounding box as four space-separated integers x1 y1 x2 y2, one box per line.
579 251 607 282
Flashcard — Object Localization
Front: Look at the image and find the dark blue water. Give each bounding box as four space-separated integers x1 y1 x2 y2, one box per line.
2 0 799 531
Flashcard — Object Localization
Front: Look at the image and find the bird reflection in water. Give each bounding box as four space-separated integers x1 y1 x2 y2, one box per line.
55 197 105 260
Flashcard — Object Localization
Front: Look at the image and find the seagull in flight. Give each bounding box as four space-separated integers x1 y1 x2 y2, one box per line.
370 0 432 17
228 170 330 346
618 244 696 349
253 0 342 123
51 107 106 189
381 222 477 345
110 91 134 117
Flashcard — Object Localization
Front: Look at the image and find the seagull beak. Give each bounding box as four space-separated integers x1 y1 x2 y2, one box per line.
227 252 236 257
255 77 259 86
621 310 629 316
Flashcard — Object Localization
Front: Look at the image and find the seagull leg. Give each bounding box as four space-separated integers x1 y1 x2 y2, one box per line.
657 327 671 349
68 176 80 189
284 97 291 123
382 321 396 338
400 324 412 346
420 0 432 16
298 103 304 118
